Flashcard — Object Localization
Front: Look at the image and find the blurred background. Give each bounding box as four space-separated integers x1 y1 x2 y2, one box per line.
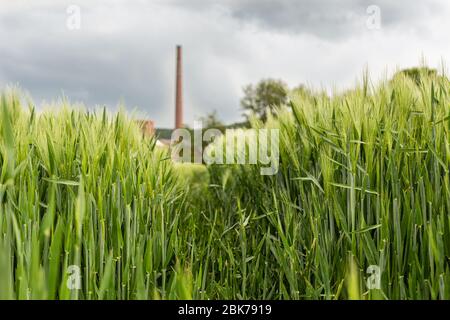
0 0 448 128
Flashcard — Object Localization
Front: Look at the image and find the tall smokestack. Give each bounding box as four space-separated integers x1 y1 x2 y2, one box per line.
175 45 183 129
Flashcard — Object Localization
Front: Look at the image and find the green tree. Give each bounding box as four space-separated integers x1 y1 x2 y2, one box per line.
199 110 224 129
241 79 288 121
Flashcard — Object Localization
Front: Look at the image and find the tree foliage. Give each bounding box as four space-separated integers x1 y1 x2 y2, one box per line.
240 79 288 121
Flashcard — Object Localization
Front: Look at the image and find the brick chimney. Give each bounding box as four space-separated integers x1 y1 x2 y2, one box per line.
175 45 183 129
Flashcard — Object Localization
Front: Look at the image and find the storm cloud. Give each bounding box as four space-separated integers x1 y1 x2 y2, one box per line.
0 0 449 127
168 0 443 38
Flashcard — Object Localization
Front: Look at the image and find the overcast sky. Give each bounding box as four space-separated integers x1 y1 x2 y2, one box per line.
0 0 448 127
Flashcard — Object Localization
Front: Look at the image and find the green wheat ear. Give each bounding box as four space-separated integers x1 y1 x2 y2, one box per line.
0 66 448 300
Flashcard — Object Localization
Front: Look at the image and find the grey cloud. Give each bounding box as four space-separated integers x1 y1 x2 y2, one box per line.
168 0 443 39
0 0 448 128
0 0 252 127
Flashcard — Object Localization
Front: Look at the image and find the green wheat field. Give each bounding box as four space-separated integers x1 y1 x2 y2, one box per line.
0 69 449 300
